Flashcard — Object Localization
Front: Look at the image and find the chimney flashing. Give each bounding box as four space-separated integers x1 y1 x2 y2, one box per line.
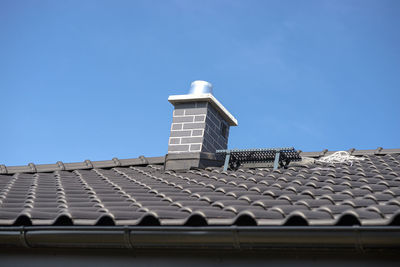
168 93 238 126
165 152 223 171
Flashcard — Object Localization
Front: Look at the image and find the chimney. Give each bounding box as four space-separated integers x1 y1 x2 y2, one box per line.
165 81 238 170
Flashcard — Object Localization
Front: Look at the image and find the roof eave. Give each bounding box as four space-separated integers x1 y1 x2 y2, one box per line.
2 226 400 250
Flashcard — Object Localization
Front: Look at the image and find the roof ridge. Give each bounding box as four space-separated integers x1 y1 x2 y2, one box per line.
1 147 399 175
0 156 165 175
299 147 400 157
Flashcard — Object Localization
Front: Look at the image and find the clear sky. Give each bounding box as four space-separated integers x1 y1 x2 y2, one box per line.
1 0 399 166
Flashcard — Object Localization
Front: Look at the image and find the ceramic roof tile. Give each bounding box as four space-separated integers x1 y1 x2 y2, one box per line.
1 151 400 226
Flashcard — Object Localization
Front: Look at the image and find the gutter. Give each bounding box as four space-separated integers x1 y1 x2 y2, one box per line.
1 226 400 250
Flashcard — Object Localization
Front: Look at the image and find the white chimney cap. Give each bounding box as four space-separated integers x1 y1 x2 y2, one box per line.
189 80 213 95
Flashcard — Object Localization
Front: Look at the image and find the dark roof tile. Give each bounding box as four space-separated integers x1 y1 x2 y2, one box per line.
1 151 400 226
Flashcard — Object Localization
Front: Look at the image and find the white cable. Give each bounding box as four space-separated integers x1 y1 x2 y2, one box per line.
317 151 364 166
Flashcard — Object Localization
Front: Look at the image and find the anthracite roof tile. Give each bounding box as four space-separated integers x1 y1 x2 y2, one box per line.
1 150 400 226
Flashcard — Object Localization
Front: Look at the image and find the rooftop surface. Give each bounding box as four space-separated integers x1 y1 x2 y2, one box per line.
0 148 399 227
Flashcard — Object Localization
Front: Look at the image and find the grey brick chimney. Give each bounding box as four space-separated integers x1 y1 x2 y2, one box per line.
165 81 238 170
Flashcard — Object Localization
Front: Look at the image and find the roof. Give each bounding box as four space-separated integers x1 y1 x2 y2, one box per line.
0 148 400 227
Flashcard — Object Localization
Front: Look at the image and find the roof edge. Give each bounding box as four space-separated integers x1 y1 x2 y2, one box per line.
1 226 400 249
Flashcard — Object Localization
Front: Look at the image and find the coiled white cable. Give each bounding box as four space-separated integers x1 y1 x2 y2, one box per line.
317 151 364 166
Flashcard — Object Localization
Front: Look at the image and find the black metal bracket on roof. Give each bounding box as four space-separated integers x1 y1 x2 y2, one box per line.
216 147 301 171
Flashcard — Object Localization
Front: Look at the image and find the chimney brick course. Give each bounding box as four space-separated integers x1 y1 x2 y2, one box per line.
168 101 231 154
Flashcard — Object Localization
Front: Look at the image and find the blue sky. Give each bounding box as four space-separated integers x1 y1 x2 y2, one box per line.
1 0 399 166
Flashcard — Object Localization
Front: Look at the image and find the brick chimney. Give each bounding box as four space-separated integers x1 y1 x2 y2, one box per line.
165 81 238 170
